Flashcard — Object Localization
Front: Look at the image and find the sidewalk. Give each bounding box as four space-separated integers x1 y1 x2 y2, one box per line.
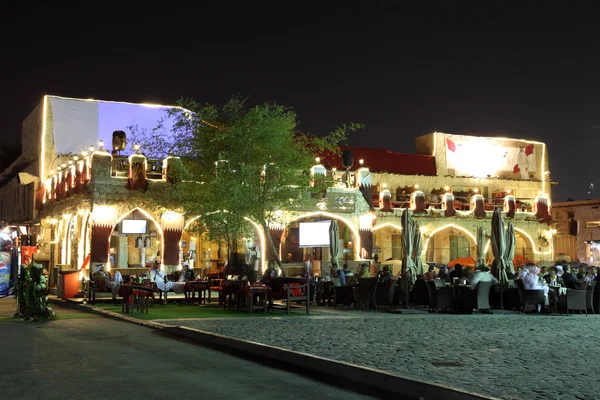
49 295 496 400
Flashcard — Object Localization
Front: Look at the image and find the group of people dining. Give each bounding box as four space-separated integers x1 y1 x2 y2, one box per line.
422 260 599 312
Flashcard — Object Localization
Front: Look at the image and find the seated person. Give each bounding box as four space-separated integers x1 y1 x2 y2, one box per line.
348 263 369 285
336 264 347 286
577 266 587 280
261 262 278 285
92 264 123 302
437 266 449 282
543 266 564 287
521 265 549 310
178 262 195 282
424 265 437 281
150 261 186 294
585 266 597 284
376 265 392 286
470 266 498 286
448 264 463 283
342 263 353 277
561 265 579 289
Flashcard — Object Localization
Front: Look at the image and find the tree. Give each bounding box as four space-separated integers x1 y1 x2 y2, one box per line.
131 97 362 273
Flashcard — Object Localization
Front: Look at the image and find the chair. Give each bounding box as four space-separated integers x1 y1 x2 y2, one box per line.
375 279 396 310
566 288 587 315
334 286 353 309
412 279 429 308
284 282 310 315
426 280 455 313
474 281 493 313
355 277 378 311
514 279 545 314
586 281 596 314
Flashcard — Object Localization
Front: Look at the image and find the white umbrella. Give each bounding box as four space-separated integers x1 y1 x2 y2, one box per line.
329 220 340 277
504 221 516 276
475 226 487 270
412 221 424 276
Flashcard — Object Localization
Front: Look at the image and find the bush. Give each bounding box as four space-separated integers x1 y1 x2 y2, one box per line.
16 263 56 320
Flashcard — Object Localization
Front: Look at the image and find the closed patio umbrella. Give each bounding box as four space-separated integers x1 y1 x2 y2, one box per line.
475 226 487 270
491 208 508 288
401 209 416 306
504 221 516 276
412 221 424 276
329 220 340 277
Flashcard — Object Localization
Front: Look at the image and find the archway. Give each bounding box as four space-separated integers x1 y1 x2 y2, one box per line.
106 208 163 275
279 212 360 277
180 216 265 278
512 229 537 267
424 224 476 265
373 223 403 262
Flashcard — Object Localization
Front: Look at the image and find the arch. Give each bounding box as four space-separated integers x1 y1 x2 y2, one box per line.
513 227 551 256
423 223 477 265
373 222 402 232
372 222 403 262
108 207 164 270
286 211 361 260
180 214 266 274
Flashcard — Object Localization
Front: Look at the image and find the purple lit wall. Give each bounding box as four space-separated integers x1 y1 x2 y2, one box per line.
48 96 178 156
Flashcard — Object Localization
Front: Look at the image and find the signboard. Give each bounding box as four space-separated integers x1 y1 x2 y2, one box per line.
325 192 356 213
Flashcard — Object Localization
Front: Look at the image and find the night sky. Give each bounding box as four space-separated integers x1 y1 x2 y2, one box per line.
3 2 599 201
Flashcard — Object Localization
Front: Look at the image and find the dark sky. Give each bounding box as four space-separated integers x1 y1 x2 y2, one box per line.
3 2 599 201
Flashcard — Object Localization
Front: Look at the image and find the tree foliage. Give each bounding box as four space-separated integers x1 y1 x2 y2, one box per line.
130 97 362 271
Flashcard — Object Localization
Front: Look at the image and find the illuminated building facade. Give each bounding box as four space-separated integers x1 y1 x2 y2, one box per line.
0 95 556 291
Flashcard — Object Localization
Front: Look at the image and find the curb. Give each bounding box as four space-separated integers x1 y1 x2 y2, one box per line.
49 298 497 400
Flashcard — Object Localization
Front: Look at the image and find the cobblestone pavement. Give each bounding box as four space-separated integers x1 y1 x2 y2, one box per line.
160 312 600 400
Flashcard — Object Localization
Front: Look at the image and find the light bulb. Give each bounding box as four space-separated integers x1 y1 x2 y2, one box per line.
98 140 104 149
315 157 320 163
359 159 364 165
89 146 95 152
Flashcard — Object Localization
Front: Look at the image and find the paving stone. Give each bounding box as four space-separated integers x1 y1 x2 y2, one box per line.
161 312 600 399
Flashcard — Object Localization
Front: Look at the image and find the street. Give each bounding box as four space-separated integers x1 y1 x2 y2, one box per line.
1 311 375 400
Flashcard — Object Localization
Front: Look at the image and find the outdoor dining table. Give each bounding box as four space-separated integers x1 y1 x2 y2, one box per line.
119 283 156 314
245 284 271 314
186 280 209 305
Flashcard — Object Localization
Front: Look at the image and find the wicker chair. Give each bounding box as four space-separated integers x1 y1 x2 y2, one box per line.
355 277 378 311
514 279 545 314
412 279 429 308
474 281 493 313
586 281 596 314
426 280 455 313
566 288 587 315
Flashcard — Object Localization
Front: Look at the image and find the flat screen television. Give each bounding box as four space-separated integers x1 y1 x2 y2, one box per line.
120 219 148 234
299 220 331 247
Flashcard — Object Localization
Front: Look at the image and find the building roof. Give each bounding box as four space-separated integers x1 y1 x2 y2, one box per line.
320 146 437 176
553 198 600 208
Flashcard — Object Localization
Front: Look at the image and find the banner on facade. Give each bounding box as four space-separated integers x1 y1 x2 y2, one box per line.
445 137 537 179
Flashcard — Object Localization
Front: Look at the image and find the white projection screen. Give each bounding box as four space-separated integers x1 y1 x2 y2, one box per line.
121 219 148 234
299 220 332 247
